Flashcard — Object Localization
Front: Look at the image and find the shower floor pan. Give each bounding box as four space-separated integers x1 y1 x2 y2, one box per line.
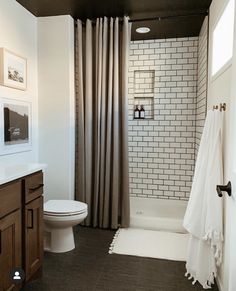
130 197 188 233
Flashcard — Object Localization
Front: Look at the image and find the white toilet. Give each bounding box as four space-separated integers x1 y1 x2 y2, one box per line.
44 200 88 253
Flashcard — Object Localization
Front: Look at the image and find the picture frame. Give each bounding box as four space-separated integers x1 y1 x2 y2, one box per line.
0 98 32 155
0 48 27 90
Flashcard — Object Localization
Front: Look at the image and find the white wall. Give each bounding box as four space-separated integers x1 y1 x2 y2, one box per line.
0 0 38 164
0 3 76 201
38 16 75 201
207 0 234 290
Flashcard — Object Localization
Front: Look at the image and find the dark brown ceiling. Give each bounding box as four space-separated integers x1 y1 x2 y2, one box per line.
16 0 212 40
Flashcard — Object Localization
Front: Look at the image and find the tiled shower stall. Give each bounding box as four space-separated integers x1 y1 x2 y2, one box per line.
128 17 208 201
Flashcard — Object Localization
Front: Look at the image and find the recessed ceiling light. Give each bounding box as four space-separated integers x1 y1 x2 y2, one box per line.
136 27 150 34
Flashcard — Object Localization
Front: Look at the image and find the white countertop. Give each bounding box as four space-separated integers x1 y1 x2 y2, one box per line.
0 163 47 185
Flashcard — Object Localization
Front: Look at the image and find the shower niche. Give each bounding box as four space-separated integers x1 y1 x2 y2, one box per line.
133 70 155 120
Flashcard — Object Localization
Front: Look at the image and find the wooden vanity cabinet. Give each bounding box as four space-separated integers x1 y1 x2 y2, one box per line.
0 209 22 291
24 196 43 281
0 171 44 291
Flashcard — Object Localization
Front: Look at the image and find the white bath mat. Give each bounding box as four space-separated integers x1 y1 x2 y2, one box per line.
109 228 189 261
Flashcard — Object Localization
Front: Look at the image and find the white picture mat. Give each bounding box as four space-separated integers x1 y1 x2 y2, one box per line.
0 48 27 90
0 98 32 155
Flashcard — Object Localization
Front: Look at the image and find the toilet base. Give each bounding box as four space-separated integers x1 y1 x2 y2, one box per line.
43 208 87 253
44 226 75 253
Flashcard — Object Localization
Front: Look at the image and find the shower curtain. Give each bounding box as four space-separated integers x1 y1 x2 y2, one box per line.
75 17 131 229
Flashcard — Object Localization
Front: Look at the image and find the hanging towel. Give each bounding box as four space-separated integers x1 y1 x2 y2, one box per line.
183 110 223 289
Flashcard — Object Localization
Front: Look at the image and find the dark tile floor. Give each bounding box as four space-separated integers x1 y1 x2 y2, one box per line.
22 226 219 291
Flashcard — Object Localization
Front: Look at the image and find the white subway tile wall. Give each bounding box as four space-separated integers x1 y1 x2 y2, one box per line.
195 16 208 157
128 35 205 201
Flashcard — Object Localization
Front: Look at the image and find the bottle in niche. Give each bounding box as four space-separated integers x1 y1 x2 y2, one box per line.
134 105 140 119
140 105 145 119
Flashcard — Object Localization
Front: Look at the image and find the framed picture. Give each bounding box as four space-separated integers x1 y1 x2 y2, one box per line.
0 98 32 155
0 48 27 90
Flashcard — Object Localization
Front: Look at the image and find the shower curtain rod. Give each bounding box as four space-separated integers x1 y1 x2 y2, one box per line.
128 12 208 23
76 11 208 25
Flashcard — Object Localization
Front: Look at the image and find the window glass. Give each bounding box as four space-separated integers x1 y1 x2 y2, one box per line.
212 0 235 76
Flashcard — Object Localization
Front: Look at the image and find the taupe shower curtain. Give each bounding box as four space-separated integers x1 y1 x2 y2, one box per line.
75 17 130 229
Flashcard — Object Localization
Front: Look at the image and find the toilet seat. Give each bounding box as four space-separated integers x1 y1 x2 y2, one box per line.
44 200 87 217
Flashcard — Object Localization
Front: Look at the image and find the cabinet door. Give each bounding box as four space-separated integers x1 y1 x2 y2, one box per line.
24 196 43 281
0 210 21 291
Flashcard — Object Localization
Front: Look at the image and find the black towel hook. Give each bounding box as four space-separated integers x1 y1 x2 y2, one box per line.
216 181 232 197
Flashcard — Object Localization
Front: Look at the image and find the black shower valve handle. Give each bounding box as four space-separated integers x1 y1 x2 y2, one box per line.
216 181 232 197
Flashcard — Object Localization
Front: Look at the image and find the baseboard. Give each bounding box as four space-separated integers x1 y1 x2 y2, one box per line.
216 276 223 291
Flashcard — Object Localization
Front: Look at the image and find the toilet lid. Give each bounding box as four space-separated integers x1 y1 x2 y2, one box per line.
44 200 87 216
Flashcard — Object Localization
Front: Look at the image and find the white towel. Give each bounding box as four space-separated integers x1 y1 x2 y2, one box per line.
183 110 223 289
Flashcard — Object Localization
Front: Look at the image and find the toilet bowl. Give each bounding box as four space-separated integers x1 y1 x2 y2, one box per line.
44 200 88 253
